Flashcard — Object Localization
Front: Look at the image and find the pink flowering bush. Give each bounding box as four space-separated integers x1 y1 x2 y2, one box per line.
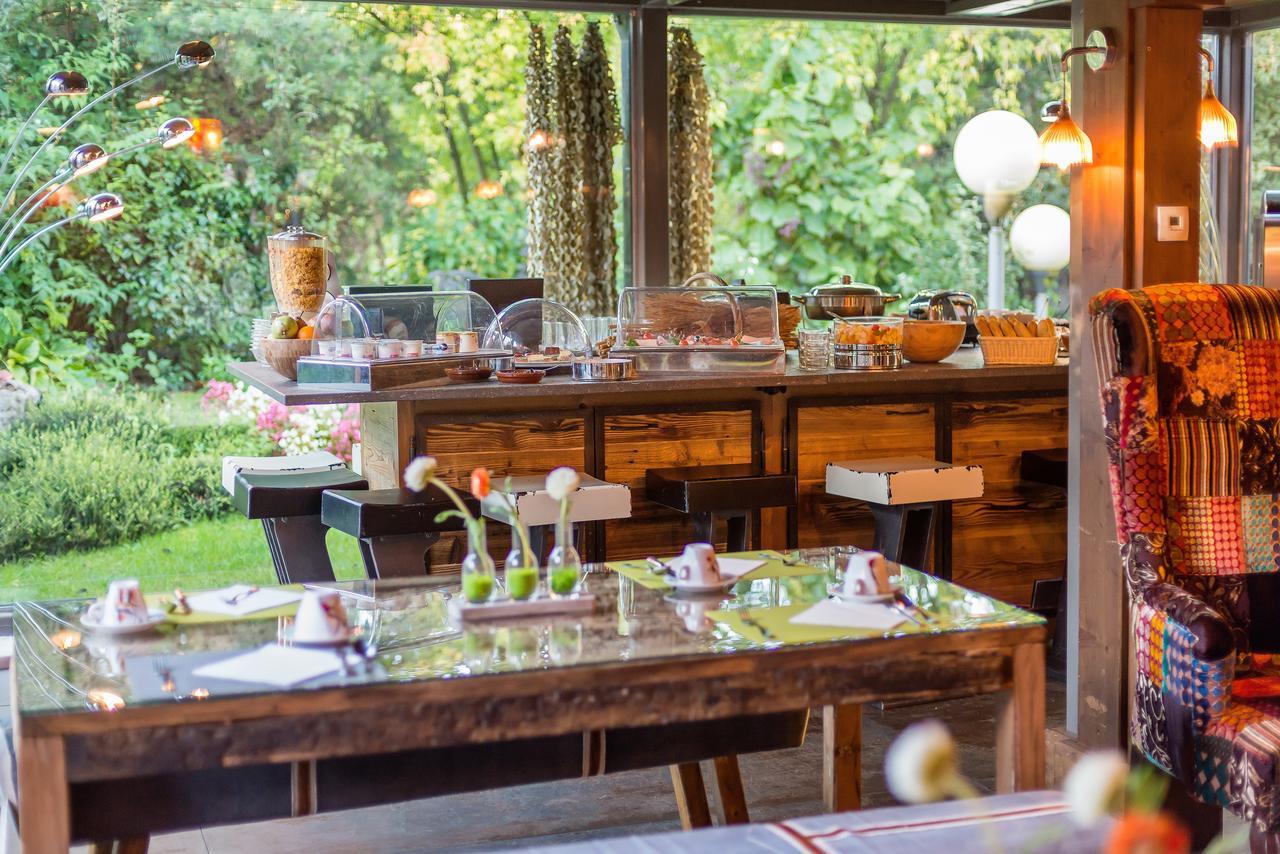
202 380 361 463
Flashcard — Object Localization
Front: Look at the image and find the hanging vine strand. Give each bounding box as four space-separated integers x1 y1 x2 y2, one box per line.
524 24 553 278
576 21 622 316
544 24 587 305
668 27 714 284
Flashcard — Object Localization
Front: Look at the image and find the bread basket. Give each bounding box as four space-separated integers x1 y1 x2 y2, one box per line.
261 337 313 381
978 335 1059 366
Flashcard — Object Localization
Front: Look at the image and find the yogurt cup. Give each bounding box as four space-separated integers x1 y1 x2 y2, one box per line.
349 339 374 360
317 339 338 358
401 339 423 358
436 332 460 352
377 339 403 359
458 331 479 354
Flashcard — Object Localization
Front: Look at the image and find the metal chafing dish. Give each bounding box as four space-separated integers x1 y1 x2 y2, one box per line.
795 275 900 320
572 357 637 382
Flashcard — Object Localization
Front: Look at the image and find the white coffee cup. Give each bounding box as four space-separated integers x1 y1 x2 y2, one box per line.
101 579 148 625
292 590 351 644
672 543 721 588
842 551 892 598
675 599 710 632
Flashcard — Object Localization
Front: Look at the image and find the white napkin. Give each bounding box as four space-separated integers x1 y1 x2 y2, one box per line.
192 644 342 688
790 598 905 631
716 558 765 579
185 585 303 617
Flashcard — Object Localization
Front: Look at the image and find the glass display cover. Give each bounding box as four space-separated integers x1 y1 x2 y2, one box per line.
311 290 498 358
481 298 591 366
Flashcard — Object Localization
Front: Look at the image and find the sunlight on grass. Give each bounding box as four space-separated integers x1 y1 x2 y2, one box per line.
0 515 367 602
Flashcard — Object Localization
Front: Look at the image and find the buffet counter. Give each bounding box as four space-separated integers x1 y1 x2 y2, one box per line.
230 350 1067 606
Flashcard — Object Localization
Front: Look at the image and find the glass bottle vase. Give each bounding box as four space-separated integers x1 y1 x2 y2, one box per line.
546 514 582 598
503 534 540 601
461 520 496 604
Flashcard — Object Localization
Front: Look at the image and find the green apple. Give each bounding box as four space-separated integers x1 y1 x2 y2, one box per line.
269 314 300 339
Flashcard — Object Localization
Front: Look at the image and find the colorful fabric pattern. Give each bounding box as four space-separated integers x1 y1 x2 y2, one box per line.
1091 283 1280 831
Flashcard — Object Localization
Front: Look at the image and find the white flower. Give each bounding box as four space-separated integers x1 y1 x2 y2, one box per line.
404 456 438 492
884 720 962 804
1064 750 1128 826
545 467 581 501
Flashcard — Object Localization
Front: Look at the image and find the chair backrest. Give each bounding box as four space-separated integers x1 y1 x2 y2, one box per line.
1091 283 1280 579
468 277 544 314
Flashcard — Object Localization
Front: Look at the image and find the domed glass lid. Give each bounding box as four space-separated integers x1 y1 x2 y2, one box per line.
481 298 590 365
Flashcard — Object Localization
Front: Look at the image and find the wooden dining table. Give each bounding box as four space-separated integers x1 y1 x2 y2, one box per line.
11 548 1045 853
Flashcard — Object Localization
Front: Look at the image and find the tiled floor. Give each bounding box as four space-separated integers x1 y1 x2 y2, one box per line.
112 682 1067 854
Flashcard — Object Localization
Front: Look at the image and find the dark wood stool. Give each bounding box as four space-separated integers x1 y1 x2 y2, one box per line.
481 474 632 563
1021 448 1068 670
825 457 983 572
231 467 367 584
645 464 797 552
322 487 477 578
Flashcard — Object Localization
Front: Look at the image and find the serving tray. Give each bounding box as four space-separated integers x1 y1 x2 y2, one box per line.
296 349 510 390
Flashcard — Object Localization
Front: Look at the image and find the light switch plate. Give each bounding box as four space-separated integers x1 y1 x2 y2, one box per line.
1157 206 1190 242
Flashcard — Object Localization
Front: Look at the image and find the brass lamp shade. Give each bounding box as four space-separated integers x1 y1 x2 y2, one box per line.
1038 103 1093 171
1200 80 1239 150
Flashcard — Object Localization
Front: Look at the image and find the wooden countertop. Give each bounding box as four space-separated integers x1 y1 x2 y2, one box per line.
229 349 1068 407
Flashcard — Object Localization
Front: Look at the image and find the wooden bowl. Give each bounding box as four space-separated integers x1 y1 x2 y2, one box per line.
902 320 966 363
260 336 313 380
445 365 493 383
495 369 544 385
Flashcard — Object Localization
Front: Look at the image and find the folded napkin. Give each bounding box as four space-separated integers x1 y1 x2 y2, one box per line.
790 598 905 632
185 585 303 617
192 644 342 688
715 557 765 579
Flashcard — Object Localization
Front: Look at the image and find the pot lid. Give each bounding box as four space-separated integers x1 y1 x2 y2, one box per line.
808 275 883 296
269 224 325 241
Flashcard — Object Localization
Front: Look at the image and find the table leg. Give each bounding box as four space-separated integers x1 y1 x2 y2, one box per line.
117 838 150 854
996 641 1046 792
668 762 712 830
17 731 70 853
711 755 750 825
822 704 862 812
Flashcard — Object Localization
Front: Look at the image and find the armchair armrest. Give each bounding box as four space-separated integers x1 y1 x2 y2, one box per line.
1134 582 1236 784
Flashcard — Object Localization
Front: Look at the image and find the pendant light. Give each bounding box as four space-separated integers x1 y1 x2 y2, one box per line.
1038 31 1115 171
1198 47 1238 150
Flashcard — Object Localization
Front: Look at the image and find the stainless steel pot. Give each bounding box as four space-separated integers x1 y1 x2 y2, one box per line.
572 357 637 382
796 276 900 320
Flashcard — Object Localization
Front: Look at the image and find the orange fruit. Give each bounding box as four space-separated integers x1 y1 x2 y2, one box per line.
297 325 315 340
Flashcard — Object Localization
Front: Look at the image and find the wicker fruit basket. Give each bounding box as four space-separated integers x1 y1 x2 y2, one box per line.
978 335 1059 366
261 337 314 381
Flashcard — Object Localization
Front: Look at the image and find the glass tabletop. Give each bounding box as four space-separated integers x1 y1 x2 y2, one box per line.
11 547 1042 718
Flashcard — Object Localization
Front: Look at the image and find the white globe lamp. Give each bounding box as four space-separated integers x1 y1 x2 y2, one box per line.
1011 204 1070 317
953 110 1042 310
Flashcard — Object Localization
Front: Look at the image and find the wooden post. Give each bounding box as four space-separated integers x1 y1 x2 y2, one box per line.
822 703 862 812
626 8 670 288
17 731 70 853
1067 0 1208 751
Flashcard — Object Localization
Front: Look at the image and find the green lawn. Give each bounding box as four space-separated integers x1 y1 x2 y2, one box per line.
0 515 367 602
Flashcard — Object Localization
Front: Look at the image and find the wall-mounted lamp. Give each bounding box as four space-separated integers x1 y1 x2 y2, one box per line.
1039 29 1115 171
1198 47 1238 150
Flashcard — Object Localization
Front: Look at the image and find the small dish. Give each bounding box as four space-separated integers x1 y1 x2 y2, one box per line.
80 603 167 635
496 369 544 385
283 627 353 648
445 365 493 383
663 571 737 596
831 586 900 605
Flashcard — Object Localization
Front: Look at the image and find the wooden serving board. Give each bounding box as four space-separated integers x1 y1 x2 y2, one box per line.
296 349 509 391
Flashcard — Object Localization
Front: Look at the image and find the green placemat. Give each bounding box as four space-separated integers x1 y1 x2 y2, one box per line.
710 602 921 645
608 551 824 590
147 584 305 625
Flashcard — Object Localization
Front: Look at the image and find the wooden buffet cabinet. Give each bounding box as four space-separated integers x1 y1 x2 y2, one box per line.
232 350 1066 607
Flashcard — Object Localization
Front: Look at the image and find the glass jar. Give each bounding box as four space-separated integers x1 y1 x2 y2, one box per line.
461 521 496 604
267 225 329 315
832 316 904 371
546 514 582 598
797 327 831 370
503 540 540 601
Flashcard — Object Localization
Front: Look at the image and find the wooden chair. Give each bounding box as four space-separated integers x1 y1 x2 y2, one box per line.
468 277 544 314
1092 283 1280 851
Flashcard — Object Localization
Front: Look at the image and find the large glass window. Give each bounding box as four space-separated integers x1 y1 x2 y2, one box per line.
0 1 620 602
673 16 1069 310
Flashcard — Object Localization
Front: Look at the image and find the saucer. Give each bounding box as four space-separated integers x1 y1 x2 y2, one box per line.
80 603 167 635
832 586 899 605
282 627 353 648
664 571 736 596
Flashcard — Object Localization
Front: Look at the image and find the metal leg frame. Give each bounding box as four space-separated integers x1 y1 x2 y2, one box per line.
261 515 336 584
868 502 936 571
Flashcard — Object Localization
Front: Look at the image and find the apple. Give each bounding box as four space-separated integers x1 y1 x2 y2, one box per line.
270 314 300 339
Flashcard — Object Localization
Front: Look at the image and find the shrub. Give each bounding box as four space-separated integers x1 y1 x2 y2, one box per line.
0 387 272 559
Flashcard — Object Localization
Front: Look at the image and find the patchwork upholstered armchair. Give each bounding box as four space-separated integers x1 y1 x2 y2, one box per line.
1092 283 1280 836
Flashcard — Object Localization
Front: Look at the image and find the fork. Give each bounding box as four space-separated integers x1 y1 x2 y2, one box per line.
224 586 260 606
895 590 938 624
738 609 776 641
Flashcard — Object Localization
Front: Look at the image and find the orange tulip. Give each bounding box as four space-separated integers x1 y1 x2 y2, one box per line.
470 467 491 499
1105 812 1191 854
